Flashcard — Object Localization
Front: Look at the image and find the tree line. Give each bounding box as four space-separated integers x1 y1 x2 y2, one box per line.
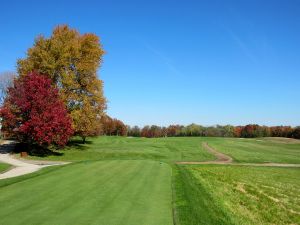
127 124 300 139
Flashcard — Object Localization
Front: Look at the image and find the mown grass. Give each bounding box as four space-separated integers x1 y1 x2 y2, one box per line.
206 137 300 163
24 136 216 162
0 160 173 225
174 164 300 225
0 163 10 173
22 136 300 164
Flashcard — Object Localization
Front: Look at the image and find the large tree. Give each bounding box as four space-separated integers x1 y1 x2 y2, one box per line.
0 72 73 147
17 25 106 142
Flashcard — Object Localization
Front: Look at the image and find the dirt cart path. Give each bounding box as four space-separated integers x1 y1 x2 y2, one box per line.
177 142 300 168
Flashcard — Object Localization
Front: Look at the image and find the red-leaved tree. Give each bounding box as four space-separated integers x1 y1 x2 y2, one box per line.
0 72 73 147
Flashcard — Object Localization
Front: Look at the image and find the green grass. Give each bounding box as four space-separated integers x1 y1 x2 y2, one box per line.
5 136 300 224
0 163 11 173
0 160 173 225
23 136 300 164
174 164 300 225
26 136 216 162
206 137 300 163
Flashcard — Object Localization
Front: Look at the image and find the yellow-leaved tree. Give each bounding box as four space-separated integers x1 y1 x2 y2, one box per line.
17 25 106 143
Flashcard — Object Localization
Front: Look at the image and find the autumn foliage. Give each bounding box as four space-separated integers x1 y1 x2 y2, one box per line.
17 25 106 142
127 124 300 139
0 72 73 146
100 115 127 136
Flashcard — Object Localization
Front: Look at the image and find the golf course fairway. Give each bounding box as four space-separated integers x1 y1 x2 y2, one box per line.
0 160 173 225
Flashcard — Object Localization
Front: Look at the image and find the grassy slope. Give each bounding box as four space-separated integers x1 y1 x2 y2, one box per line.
174 164 300 225
0 160 173 225
26 136 216 162
206 137 300 163
0 163 10 173
24 136 300 164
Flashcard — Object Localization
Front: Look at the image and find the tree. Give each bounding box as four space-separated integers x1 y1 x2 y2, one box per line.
71 101 102 143
114 119 127 136
292 127 300 139
149 125 162 138
17 25 106 142
0 72 73 147
161 127 168 137
234 126 243 137
184 124 203 136
141 126 150 137
270 126 293 137
167 125 182 137
241 124 267 138
127 126 141 137
100 115 115 135
100 115 127 136
220 125 235 137
0 71 16 105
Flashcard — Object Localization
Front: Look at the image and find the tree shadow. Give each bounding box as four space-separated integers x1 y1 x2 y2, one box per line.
0 142 15 154
13 143 64 157
3 136 94 157
66 139 92 151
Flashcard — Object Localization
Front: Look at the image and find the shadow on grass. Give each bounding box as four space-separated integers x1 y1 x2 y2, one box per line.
14 143 64 157
10 136 94 157
0 142 15 154
66 139 92 151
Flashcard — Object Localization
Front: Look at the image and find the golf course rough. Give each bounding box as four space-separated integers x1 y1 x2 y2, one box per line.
0 160 173 225
0 163 11 173
174 164 300 225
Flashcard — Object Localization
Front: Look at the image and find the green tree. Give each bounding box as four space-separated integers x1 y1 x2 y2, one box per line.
184 124 203 136
17 25 106 142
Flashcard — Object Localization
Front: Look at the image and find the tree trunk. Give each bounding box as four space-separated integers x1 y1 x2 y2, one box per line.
82 136 86 144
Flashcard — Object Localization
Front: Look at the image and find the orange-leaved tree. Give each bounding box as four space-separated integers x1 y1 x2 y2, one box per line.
17 25 106 142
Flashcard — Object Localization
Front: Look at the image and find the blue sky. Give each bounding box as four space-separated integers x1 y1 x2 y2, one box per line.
1 0 299 126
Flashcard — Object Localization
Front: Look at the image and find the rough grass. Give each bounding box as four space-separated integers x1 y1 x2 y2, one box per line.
0 163 10 173
206 137 300 163
174 164 300 225
0 160 173 225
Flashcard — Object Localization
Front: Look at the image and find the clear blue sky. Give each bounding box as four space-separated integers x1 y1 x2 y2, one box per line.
1 0 299 126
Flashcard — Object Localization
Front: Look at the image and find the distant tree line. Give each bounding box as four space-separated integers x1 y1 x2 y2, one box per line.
100 115 127 136
126 124 300 139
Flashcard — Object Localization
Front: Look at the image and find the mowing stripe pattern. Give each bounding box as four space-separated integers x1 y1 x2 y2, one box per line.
0 160 173 225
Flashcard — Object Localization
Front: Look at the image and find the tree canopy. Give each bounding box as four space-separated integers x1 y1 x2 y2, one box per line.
0 72 73 146
17 25 106 142
100 115 127 136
